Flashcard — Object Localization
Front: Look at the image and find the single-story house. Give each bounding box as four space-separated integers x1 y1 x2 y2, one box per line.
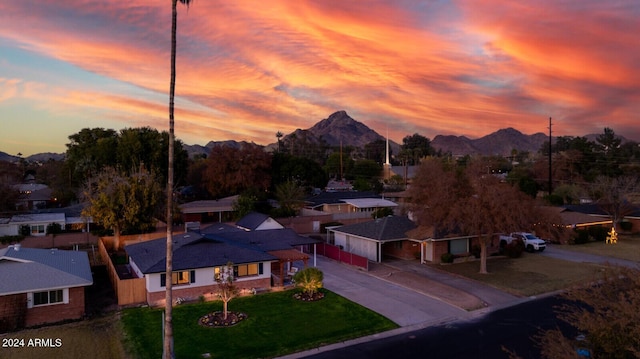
305 191 399 220
124 224 321 306
0 213 67 237
0 245 93 331
179 195 238 224
235 212 285 231
328 216 417 262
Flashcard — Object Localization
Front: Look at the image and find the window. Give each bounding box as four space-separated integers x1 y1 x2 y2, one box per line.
449 239 469 255
31 224 45 235
394 241 403 250
160 270 195 287
232 263 262 278
32 290 64 306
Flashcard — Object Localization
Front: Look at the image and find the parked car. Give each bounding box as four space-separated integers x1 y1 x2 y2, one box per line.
499 232 546 253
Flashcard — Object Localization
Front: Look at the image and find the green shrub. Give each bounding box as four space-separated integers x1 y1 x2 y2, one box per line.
505 240 524 258
0 235 25 245
440 252 455 264
293 267 324 296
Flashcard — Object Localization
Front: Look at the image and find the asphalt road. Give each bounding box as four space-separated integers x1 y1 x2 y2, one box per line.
302 295 573 359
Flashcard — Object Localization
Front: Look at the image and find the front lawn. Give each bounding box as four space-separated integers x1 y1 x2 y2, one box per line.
434 253 608 297
556 234 640 262
122 289 398 359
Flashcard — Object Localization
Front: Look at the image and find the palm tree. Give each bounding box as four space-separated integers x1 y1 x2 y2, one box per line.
165 1 193 358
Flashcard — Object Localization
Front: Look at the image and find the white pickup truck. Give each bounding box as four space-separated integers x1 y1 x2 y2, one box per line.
499 232 546 252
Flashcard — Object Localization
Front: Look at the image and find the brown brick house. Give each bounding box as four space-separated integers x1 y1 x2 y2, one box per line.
0 245 93 331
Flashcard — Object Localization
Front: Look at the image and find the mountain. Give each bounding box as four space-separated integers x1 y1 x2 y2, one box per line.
0 151 64 163
432 128 549 156
270 110 390 151
183 140 255 158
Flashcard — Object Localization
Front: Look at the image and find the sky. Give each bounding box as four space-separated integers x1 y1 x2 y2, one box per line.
1 1 639 156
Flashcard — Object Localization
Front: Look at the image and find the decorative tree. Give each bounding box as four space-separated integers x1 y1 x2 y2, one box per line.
293 267 324 300
215 262 238 320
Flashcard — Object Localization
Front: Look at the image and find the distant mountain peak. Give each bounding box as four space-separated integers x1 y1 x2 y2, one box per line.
282 110 384 148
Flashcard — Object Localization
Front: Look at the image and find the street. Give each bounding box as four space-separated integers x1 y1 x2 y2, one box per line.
302 295 573 359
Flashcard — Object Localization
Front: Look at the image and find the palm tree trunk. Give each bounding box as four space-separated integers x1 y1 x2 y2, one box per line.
163 1 178 358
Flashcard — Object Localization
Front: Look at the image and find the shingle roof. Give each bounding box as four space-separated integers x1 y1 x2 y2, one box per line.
235 212 272 230
0 246 93 295
332 216 417 241
125 227 322 274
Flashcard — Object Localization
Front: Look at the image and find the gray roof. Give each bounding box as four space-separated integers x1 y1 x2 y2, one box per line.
0 246 93 295
235 212 273 230
305 191 381 207
332 216 417 241
126 227 322 274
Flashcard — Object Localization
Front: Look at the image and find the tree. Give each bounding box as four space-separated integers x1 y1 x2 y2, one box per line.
82 167 161 250
270 153 328 191
204 144 272 198
215 262 238 320
275 131 283 153
274 180 305 217
409 157 543 274
165 1 193 358
590 175 639 231
401 133 434 165
65 128 118 186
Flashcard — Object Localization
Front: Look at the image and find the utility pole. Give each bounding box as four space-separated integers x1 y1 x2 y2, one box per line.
548 117 553 195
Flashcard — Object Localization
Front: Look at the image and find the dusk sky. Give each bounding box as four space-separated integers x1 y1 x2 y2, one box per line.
1 1 639 156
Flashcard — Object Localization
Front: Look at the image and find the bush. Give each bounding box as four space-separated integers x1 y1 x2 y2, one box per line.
471 244 481 258
293 267 324 296
588 226 608 242
573 229 590 244
440 252 455 264
619 221 632 232
504 240 525 258
0 235 24 245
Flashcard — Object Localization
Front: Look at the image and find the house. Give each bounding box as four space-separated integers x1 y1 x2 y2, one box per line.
13 183 54 210
123 223 321 306
0 245 93 331
305 191 399 220
235 212 285 231
328 216 417 262
408 226 484 264
179 195 238 224
0 213 67 237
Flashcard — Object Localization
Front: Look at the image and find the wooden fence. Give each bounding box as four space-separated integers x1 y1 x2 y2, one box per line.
98 237 146 306
317 242 368 271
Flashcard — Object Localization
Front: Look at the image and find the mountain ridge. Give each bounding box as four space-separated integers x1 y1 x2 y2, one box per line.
1 111 632 161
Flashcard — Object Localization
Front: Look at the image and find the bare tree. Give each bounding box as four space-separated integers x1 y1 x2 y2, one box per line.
409 157 544 274
507 267 640 359
215 262 238 320
591 175 639 231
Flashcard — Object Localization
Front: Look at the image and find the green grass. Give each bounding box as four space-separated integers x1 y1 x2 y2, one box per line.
557 234 640 262
435 253 608 297
122 289 398 359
